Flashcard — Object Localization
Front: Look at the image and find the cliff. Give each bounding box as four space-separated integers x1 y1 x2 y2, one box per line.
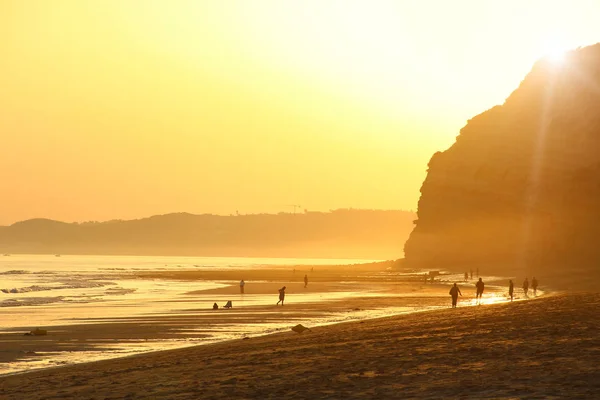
404 43 600 286
0 209 414 259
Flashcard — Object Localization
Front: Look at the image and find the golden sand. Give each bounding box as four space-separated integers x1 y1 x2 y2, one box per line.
1 293 598 399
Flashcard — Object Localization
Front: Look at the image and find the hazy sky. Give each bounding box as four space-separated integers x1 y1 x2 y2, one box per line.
2 1 599 224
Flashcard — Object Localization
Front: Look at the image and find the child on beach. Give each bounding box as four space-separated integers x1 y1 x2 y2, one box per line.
449 283 462 308
277 286 286 306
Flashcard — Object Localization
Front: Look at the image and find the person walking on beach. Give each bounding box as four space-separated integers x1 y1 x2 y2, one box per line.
508 280 514 302
475 278 485 304
277 286 286 306
304 274 308 288
240 279 245 294
532 277 538 296
449 283 462 308
523 278 529 298
464 272 468 282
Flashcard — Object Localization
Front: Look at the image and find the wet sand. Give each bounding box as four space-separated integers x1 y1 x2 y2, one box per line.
0 261 507 375
0 283 458 367
2 293 597 399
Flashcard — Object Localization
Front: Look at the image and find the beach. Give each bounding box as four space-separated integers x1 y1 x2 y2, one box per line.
1 293 598 399
1 255 512 375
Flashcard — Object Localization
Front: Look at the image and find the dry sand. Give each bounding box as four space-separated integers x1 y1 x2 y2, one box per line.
1 293 598 399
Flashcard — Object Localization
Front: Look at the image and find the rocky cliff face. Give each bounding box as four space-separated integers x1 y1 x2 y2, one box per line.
404 43 600 281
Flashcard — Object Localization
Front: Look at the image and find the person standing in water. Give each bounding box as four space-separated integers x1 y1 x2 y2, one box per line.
475 278 485 304
532 277 538 296
508 280 514 302
304 274 308 288
239 279 245 294
523 278 529 298
277 286 286 306
449 283 462 308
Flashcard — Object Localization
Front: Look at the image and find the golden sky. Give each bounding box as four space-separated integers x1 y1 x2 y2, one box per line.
1 0 599 224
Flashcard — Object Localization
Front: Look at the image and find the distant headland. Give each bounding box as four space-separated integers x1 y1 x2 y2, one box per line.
0 209 414 259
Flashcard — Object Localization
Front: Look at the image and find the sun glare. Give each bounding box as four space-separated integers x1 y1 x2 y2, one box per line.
541 36 569 64
546 47 567 64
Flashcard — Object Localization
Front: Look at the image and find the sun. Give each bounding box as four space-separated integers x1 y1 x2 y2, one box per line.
545 46 567 63
541 36 569 64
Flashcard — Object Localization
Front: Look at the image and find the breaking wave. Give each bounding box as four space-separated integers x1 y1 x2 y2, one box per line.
0 296 65 307
1 285 53 294
1 280 110 295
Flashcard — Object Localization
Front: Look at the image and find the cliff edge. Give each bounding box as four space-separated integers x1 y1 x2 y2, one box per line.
404 43 600 288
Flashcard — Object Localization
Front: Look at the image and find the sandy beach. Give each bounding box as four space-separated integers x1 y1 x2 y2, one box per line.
0 257 514 377
2 292 597 399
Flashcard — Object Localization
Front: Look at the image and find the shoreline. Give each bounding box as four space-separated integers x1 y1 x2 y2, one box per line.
1 292 596 399
0 291 520 378
0 277 521 377
1 256 523 377
0 297 468 378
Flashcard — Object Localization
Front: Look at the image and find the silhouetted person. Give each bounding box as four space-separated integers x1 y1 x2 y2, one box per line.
470 269 473 280
523 278 529 298
475 278 485 303
532 277 538 296
464 272 468 282
224 300 233 309
240 279 245 294
508 280 514 302
449 283 462 308
304 274 308 288
277 286 286 306
212 302 219 310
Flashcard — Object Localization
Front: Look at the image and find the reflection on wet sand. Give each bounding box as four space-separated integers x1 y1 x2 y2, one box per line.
0 255 523 376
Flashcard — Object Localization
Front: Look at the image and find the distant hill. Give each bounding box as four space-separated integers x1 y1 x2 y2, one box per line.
404 43 600 289
0 209 415 259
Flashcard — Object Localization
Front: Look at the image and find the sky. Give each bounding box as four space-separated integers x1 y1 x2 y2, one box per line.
1 0 600 225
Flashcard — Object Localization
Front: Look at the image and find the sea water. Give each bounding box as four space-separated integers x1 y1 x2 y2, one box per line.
0 255 379 326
